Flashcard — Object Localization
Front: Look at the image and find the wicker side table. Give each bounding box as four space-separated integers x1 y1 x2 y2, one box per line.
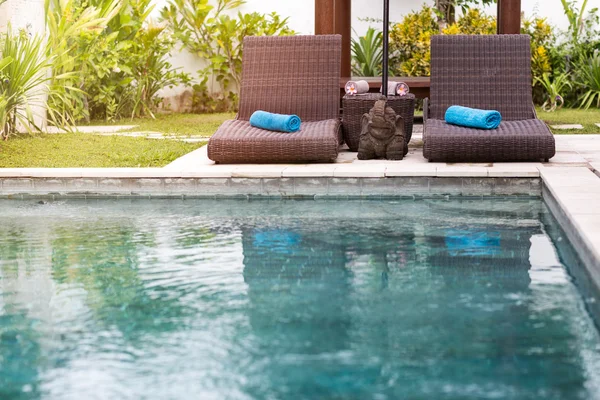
342 93 416 152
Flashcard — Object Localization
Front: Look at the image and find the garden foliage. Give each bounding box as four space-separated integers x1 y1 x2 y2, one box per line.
160 0 294 112
388 6 495 77
0 28 60 139
45 0 189 123
355 2 600 110
351 28 383 77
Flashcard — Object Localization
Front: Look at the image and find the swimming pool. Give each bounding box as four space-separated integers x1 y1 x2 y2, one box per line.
0 198 599 399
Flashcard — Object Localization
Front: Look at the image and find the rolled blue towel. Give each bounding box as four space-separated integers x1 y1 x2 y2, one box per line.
445 105 502 130
249 110 301 133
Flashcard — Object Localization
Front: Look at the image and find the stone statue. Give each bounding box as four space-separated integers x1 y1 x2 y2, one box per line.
357 98 406 160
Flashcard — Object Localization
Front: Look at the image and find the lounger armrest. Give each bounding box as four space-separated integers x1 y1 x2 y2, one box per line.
423 98 429 125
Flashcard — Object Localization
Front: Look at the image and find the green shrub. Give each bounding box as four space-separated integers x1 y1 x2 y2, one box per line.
576 49 600 109
351 27 383 77
161 0 294 112
46 0 189 123
0 29 57 139
535 73 571 112
389 5 439 77
388 7 495 77
443 8 496 35
521 16 557 103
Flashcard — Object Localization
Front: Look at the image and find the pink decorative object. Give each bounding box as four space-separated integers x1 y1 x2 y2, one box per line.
396 82 410 96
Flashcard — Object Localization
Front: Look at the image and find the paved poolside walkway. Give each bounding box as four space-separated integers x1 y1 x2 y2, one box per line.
165 127 600 177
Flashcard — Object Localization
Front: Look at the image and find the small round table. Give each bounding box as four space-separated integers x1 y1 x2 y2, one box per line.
342 93 416 152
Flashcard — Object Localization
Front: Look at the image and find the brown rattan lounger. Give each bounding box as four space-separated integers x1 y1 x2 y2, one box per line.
208 35 342 164
423 35 556 162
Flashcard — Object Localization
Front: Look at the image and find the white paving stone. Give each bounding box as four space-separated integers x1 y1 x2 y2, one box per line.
487 163 541 177
333 164 386 178
177 165 237 178
44 125 138 134
384 164 438 177
232 165 287 178
282 165 338 178
436 165 489 177
164 146 213 170
550 124 584 130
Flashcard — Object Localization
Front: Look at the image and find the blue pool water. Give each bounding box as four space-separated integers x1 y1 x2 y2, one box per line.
0 198 599 399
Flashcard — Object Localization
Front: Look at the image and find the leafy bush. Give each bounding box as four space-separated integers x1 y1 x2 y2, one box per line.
388 7 495 77
351 28 383 77
389 5 439 77
46 0 189 123
576 50 600 109
161 0 294 112
443 8 496 35
0 29 56 139
520 16 557 103
535 73 571 112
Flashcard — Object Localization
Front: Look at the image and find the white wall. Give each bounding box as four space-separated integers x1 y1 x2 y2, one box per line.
0 0 48 128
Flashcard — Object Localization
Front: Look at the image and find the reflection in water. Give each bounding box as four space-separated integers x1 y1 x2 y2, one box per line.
0 199 598 399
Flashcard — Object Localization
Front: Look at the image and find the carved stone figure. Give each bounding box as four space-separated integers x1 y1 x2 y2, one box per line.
357 98 406 160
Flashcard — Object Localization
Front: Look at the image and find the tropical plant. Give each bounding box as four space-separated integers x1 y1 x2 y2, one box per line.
128 22 191 118
161 0 294 111
351 27 383 77
389 7 495 77
560 0 599 43
0 29 58 139
434 0 496 26
389 5 439 77
535 73 571 112
45 0 189 122
577 50 600 109
45 0 122 126
442 8 496 35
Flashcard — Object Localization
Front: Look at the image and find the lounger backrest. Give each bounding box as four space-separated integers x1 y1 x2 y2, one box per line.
237 35 341 122
429 34 535 121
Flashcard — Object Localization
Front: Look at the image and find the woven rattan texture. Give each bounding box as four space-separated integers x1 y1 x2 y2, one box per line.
429 35 535 121
208 35 342 164
423 119 555 162
237 35 342 122
342 93 415 152
208 119 341 164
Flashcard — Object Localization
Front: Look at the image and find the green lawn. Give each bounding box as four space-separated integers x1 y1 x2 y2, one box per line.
90 112 235 137
0 133 203 168
536 107 600 134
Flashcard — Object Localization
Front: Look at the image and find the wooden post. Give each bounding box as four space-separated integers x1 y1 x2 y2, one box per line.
315 0 351 77
497 0 521 34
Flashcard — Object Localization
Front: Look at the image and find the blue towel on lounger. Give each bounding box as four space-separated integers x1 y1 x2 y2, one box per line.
445 105 502 130
249 110 301 133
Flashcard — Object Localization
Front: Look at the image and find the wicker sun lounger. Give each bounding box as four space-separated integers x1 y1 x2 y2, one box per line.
423 35 556 162
208 35 342 164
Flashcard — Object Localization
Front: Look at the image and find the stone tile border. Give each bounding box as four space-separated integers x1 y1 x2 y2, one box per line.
541 167 600 294
0 164 542 180
0 176 540 199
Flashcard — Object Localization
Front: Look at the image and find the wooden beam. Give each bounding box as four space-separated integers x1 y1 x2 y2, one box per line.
336 0 351 78
497 0 521 34
315 0 335 34
315 0 351 77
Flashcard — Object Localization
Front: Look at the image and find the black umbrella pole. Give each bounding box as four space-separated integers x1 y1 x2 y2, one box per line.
382 0 390 96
